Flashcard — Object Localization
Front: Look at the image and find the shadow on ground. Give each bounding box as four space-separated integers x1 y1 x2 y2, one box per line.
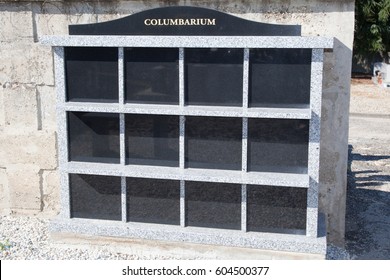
345 145 390 259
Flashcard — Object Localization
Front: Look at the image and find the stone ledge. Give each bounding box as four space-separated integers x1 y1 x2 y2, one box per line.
51 231 326 260
50 215 327 257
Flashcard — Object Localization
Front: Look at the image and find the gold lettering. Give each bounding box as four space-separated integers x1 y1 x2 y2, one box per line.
207 19 216 25
144 18 217 26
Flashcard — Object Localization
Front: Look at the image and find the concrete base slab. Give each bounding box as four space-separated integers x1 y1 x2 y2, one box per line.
51 231 325 260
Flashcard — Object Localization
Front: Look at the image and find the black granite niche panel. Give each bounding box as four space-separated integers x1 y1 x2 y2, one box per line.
70 174 122 221
125 114 179 166
185 116 242 170
248 119 309 174
125 48 179 104
249 49 311 108
65 47 119 103
185 48 243 106
247 185 307 234
127 178 180 225
68 112 120 163
185 181 241 230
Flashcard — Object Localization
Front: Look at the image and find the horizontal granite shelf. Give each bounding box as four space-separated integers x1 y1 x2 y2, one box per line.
41 35 334 49
64 161 309 188
62 102 311 119
50 216 326 254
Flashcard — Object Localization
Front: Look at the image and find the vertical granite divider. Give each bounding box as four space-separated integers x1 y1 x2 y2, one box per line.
180 180 186 227
307 48 324 237
54 46 71 219
241 184 247 232
118 47 127 222
241 48 250 232
179 48 186 227
121 176 127 222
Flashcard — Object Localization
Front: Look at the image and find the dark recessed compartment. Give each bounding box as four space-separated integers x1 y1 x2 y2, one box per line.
249 49 311 108
125 48 179 104
248 118 309 174
185 48 243 106
186 181 241 230
185 116 242 170
65 47 119 103
247 185 307 234
70 174 121 221
127 178 180 225
125 114 179 166
68 112 120 163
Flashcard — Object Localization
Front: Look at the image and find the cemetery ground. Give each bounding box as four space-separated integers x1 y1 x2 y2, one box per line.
346 77 390 259
0 77 389 260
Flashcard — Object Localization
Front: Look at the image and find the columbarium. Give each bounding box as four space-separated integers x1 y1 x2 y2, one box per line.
41 6 333 256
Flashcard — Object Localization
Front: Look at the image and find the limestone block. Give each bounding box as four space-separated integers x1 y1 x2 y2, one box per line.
1 86 39 132
94 1 153 23
0 3 34 43
37 85 57 131
0 131 57 169
0 168 9 212
42 170 60 214
0 89 4 131
35 1 97 36
7 164 41 211
0 43 54 85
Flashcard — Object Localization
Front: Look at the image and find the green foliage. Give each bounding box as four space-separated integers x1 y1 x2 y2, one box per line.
354 0 390 62
0 240 11 252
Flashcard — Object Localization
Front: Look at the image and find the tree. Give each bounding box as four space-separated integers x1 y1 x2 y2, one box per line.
354 0 390 64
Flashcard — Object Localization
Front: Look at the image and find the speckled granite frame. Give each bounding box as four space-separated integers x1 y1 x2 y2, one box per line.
47 34 332 255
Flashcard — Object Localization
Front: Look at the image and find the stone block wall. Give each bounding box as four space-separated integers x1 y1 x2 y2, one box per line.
0 0 355 246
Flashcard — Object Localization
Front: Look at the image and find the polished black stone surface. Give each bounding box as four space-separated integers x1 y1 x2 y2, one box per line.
68 112 120 163
125 48 179 104
65 47 118 103
125 114 179 166
248 118 309 173
185 116 242 170
247 185 307 234
249 49 311 108
185 48 243 106
70 174 122 221
127 178 180 225
69 6 301 36
185 181 241 230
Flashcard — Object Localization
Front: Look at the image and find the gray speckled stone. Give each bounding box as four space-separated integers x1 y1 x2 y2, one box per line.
121 177 127 223
180 180 185 227
242 48 249 108
242 117 248 172
118 47 124 104
64 161 309 187
41 35 334 49
179 48 185 107
306 48 324 237
50 216 327 254
241 184 247 232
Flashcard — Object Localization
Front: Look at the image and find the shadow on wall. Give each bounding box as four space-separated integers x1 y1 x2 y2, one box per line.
345 145 390 259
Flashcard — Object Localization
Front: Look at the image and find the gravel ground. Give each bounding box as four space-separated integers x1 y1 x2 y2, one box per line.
0 215 349 260
0 78 388 260
346 78 390 259
0 215 139 260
